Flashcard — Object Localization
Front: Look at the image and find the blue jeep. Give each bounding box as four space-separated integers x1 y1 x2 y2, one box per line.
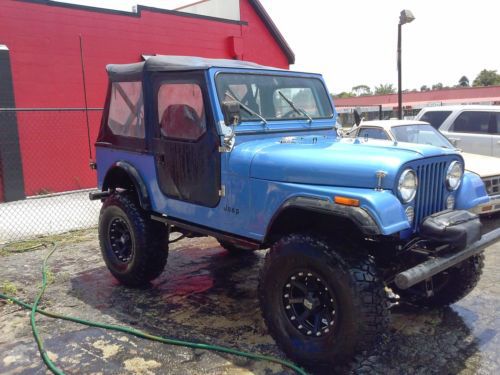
91 56 499 369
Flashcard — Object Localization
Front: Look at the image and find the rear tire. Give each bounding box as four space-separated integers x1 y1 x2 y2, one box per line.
400 254 484 308
258 234 389 370
98 193 168 287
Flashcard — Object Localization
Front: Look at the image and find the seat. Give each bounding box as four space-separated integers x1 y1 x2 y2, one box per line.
161 104 205 140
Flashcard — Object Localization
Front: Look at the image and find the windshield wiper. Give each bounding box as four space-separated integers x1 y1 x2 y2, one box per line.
225 92 267 125
278 90 313 123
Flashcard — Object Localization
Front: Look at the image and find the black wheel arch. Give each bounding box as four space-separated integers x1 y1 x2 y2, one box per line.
102 161 151 210
264 196 381 246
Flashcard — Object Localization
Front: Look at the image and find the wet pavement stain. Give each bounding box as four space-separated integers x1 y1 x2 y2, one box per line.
0 215 499 374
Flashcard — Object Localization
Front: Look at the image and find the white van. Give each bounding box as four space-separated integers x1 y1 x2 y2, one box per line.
415 105 500 158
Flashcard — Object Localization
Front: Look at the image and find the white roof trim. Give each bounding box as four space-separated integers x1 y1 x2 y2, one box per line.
0 45 9 51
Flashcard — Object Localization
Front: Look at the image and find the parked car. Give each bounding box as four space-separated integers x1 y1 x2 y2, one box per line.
346 120 500 215
90 56 499 370
415 105 500 157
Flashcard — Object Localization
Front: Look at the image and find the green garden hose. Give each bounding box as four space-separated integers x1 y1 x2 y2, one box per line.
0 243 307 375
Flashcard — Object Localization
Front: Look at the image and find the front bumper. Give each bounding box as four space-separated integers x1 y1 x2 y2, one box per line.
395 226 500 290
471 194 500 215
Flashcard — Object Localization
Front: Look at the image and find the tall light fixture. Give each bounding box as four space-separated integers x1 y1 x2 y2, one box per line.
398 9 415 119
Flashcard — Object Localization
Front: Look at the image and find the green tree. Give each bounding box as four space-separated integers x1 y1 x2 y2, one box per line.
420 85 429 92
472 69 500 86
431 82 443 90
333 91 355 99
352 84 372 96
458 76 469 87
374 84 395 95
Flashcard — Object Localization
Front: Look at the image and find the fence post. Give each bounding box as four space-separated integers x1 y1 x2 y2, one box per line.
0 45 25 202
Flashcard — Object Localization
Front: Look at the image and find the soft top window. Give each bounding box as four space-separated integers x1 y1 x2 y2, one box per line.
108 81 144 139
215 73 333 123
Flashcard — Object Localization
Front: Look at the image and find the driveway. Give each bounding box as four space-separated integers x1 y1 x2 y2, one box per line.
1 216 499 374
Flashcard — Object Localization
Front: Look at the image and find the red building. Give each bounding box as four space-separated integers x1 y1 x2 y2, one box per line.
0 0 294 201
335 85 500 124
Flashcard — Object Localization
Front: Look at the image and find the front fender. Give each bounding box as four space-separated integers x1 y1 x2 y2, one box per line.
251 180 410 238
456 171 489 210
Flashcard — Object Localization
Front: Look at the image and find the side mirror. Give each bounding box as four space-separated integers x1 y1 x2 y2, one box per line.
222 100 241 126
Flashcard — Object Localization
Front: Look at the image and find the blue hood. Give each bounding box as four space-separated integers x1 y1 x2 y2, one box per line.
229 135 459 189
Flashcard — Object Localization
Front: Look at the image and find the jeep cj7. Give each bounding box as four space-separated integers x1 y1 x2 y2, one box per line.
90 56 500 370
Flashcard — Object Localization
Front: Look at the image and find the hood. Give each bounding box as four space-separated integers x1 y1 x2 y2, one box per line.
462 152 500 178
229 135 458 189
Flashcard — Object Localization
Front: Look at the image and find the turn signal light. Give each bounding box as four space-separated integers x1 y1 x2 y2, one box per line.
334 196 360 207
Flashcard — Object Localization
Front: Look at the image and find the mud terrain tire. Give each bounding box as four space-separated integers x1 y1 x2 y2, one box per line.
402 254 484 308
258 234 389 370
99 193 168 287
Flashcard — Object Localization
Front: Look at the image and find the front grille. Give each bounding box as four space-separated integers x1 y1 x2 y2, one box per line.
483 176 500 196
413 161 448 229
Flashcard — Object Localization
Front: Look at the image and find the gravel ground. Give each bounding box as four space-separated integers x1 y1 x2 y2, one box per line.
0 216 499 375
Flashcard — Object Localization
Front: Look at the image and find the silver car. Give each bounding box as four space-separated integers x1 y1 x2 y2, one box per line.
415 105 500 158
346 120 500 215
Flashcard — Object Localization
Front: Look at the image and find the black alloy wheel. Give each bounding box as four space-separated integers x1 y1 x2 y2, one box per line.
282 270 337 338
108 217 133 263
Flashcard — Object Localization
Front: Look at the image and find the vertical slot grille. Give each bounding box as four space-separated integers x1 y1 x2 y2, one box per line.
413 161 447 229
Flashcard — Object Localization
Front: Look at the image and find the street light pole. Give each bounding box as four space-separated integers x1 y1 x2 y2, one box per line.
397 23 402 119
397 10 415 120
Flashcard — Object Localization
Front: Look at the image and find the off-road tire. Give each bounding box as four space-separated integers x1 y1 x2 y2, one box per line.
258 234 389 370
217 239 255 255
402 254 484 308
99 193 168 287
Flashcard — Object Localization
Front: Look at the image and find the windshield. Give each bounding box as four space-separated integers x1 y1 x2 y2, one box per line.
391 124 454 148
215 73 333 122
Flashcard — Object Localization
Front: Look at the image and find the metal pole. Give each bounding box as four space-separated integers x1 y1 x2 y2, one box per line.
397 23 402 120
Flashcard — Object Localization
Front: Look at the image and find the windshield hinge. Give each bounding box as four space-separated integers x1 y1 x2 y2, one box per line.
219 185 226 197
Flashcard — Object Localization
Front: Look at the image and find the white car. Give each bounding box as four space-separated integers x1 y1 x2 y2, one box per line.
347 120 500 215
415 105 500 158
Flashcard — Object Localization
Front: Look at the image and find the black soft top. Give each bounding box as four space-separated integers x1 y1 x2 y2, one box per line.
106 55 277 81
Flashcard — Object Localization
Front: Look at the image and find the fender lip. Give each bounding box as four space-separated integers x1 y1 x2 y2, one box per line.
266 196 382 239
102 161 151 210
395 227 500 290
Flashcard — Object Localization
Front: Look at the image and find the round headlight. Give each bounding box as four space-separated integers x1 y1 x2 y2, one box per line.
446 161 463 191
398 169 418 203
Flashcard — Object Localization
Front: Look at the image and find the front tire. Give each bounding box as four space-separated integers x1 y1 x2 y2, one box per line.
98 193 168 287
258 234 389 370
400 254 484 308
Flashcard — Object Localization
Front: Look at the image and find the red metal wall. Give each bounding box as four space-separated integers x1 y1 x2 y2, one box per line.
0 0 290 197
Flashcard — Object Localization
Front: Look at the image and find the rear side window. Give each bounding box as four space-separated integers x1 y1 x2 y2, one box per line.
419 111 452 129
450 111 490 133
157 83 206 141
108 82 144 138
357 127 389 140
492 113 500 134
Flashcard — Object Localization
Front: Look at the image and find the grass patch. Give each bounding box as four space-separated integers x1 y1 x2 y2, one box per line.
1 281 18 303
0 228 96 257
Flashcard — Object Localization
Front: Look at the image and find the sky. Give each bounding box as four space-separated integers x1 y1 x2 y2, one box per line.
57 0 500 94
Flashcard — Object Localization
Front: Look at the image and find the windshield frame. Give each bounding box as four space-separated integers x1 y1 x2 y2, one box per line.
213 69 335 128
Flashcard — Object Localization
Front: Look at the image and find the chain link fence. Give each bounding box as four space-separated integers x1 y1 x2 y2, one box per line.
0 108 102 243
336 105 420 129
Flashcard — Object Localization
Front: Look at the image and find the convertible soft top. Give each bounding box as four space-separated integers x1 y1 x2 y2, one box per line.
106 55 275 81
